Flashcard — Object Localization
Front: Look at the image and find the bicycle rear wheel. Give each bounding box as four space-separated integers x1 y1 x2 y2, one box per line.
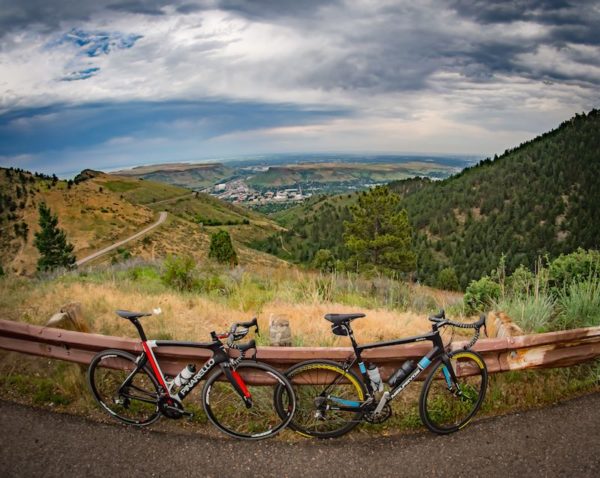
419 351 487 434
277 360 367 439
202 361 295 440
87 349 161 425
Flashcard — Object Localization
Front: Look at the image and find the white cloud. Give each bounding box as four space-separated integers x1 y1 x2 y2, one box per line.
0 0 598 161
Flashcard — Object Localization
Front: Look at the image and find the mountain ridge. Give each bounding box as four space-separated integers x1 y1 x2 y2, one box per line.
255 109 600 288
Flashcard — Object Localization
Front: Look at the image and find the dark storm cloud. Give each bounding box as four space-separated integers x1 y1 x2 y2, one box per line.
1 0 599 96
108 1 167 16
214 0 339 20
449 0 600 45
0 100 348 156
306 1 600 93
448 0 572 24
0 0 335 36
0 0 101 35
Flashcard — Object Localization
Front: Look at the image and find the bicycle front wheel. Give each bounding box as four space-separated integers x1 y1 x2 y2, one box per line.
202 361 295 440
419 351 488 434
278 360 367 439
87 349 161 426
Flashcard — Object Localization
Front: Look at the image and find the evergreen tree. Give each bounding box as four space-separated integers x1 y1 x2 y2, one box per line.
343 186 415 275
312 249 335 272
34 202 76 271
208 230 238 266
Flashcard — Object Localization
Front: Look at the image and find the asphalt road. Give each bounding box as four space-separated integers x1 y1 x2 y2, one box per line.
75 211 167 266
1 394 599 478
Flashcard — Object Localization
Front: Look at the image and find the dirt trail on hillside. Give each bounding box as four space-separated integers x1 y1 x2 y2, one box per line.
75 211 167 266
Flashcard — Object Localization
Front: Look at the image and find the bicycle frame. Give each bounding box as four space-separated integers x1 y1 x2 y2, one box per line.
325 322 458 412
124 318 251 406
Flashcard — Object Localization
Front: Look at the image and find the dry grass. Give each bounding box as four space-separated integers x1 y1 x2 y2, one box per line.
2 172 285 275
5 279 433 345
4 177 155 274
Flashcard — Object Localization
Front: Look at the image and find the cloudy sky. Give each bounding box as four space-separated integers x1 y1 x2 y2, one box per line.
0 0 599 176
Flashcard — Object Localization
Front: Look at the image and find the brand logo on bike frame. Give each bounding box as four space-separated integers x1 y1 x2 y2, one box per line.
178 358 216 398
390 364 425 399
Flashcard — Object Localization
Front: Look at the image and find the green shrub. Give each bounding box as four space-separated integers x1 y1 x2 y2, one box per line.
464 276 501 314
507 264 537 297
208 230 238 266
312 249 335 273
127 265 160 282
196 274 228 295
548 249 600 291
436 267 460 291
161 255 197 291
554 278 600 329
111 247 132 264
494 293 556 333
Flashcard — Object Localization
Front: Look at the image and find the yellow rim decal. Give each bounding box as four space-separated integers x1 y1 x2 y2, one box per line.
452 352 484 369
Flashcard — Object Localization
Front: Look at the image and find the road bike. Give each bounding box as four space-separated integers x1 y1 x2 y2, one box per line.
87 310 295 440
275 310 487 438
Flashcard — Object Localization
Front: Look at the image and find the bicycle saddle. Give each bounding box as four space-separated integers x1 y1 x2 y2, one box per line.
116 310 151 320
324 313 365 325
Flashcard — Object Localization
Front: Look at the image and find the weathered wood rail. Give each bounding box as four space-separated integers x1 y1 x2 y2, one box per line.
1 319 599 379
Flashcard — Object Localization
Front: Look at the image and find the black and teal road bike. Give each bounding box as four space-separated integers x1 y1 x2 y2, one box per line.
276 310 487 438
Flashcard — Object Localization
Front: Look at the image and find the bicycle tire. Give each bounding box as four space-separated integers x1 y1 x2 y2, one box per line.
202 361 295 440
87 349 161 426
419 350 488 434
277 359 367 439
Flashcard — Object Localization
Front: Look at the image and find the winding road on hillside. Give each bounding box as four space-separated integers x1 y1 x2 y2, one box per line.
1 393 598 477
75 211 167 266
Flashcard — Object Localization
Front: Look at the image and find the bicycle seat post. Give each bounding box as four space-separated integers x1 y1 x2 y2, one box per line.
130 318 148 341
345 323 360 351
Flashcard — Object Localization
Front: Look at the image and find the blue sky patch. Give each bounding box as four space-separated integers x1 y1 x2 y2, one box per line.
51 28 142 81
61 67 101 81
58 28 143 57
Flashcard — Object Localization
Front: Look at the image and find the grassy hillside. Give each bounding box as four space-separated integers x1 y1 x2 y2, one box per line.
0 169 285 275
247 161 453 189
112 163 234 189
255 110 600 287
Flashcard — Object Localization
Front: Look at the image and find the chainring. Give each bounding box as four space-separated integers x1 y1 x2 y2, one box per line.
363 403 392 424
158 396 184 419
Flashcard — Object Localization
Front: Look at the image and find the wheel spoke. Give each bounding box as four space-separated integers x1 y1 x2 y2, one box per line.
420 352 487 434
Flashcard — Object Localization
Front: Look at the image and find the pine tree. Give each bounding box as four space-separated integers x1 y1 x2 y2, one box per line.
208 230 238 266
343 186 415 275
34 202 76 271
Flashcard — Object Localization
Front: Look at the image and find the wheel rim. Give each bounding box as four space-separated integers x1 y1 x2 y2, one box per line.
203 364 294 439
288 364 364 437
423 353 486 432
91 354 160 425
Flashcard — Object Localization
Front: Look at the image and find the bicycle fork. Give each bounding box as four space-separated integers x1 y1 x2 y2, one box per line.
223 365 253 408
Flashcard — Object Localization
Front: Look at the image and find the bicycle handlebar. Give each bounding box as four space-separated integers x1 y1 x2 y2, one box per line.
428 310 487 349
212 318 260 346
229 339 256 352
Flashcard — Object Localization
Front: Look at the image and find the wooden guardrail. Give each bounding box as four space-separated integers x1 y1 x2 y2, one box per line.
1 319 599 379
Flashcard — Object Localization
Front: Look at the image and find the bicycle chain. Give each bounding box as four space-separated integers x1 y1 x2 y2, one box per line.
363 403 392 424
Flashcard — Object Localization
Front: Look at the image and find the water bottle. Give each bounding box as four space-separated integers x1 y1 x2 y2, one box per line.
388 360 416 388
366 363 383 392
173 364 196 387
